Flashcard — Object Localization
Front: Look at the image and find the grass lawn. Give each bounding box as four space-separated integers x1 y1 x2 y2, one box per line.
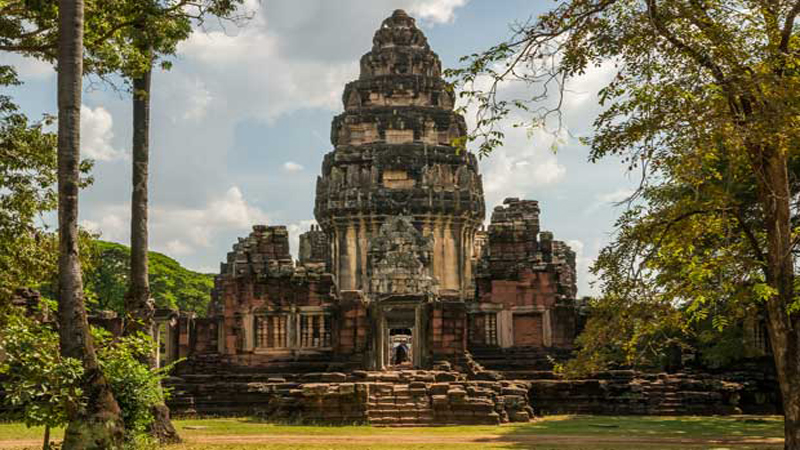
0 415 786 449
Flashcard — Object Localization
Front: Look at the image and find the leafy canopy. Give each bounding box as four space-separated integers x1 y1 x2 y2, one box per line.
447 0 800 372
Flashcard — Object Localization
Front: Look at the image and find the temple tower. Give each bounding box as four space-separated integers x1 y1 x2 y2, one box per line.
314 10 485 296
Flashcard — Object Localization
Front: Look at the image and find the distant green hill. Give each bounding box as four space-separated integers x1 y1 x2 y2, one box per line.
83 240 215 315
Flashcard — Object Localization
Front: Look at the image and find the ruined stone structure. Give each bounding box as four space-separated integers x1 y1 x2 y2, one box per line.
153 11 586 423
181 10 581 376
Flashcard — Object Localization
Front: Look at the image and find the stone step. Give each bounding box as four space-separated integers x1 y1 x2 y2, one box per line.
367 409 434 416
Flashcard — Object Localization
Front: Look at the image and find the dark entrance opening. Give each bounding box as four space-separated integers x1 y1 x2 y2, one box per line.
389 328 412 367
374 301 425 370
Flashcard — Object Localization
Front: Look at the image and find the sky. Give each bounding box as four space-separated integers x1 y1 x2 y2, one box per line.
2 0 639 296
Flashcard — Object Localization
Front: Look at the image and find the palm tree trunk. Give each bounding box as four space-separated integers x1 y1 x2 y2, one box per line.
56 0 124 448
125 61 181 444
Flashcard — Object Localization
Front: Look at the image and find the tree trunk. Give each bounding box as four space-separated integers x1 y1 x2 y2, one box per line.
56 0 124 448
124 62 181 445
42 424 50 450
753 148 800 450
124 65 155 343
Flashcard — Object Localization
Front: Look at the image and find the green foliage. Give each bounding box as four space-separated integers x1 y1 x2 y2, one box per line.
92 328 173 444
0 66 58 303
0 65 95 305
694 320 748 369
0 311 174 445
557 295 687 377
84 240 214 314
0 314 85 430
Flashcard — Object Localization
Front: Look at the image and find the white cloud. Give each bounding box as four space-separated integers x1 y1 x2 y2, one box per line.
584 188 635 215
165 239 193 256
409 0 468 24
0 53 54 80
287 219 318 259
181 79 213 121
566 238 598 296
463 55 618 211
597 188 634 204
81 186 267 259
176 13 357 123
80 213 127 242
282 161 304 172
157 186 268 249
480 123 568 207
173 0 470 124
81 105 125 161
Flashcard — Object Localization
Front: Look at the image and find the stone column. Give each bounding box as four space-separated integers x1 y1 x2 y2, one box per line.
243 312 254 352
498 310 514 348
543 310 553 348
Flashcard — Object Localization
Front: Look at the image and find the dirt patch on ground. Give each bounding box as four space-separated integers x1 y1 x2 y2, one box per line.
0 433 785 448
179 433 785 446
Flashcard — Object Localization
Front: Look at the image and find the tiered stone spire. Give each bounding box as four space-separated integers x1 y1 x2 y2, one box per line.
315 10 485 295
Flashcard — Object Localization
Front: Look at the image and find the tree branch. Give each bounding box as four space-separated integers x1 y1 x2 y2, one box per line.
645 0 728 85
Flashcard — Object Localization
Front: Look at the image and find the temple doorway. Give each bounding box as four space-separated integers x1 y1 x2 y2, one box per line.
374 301 426 370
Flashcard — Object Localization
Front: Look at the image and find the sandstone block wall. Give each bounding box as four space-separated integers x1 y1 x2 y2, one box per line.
470 198 581 350
166 369 534 425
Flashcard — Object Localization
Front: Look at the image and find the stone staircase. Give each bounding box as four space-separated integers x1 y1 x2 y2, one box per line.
366 381 436 426
165 369 533 425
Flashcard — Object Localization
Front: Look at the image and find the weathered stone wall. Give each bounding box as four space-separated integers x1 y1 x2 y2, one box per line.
166 369 534 425
299 225 330 269
335 291 370 361
527 369 782 416
428 300 467 363
470 198 580 349
210 225 340 365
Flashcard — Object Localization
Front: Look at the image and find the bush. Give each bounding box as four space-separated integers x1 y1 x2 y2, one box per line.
93 328 172 443
0 314 84 437
1 312 172 448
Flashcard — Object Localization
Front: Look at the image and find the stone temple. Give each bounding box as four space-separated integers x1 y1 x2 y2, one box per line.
158 11 583 423
205 9 579 371
155 10 781 424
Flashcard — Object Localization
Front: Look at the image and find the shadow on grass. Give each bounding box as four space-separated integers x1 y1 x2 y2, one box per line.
171 415 786 449
473 415 785 450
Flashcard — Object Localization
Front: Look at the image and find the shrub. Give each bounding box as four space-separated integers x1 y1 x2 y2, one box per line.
1 312 173 448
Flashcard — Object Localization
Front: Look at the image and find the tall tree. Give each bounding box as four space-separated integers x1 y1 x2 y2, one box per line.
448 1 800 448
56 0 123 447
119 1 245 442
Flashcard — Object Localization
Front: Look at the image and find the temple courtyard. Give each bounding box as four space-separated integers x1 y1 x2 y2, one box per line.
0 416 786 449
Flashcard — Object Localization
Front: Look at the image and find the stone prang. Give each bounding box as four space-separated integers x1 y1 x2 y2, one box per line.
315 9 485 295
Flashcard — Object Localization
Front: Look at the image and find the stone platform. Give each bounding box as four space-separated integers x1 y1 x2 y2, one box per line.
165 369 534 425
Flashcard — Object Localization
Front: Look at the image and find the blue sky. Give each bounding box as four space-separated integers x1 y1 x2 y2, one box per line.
2 0 638 296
